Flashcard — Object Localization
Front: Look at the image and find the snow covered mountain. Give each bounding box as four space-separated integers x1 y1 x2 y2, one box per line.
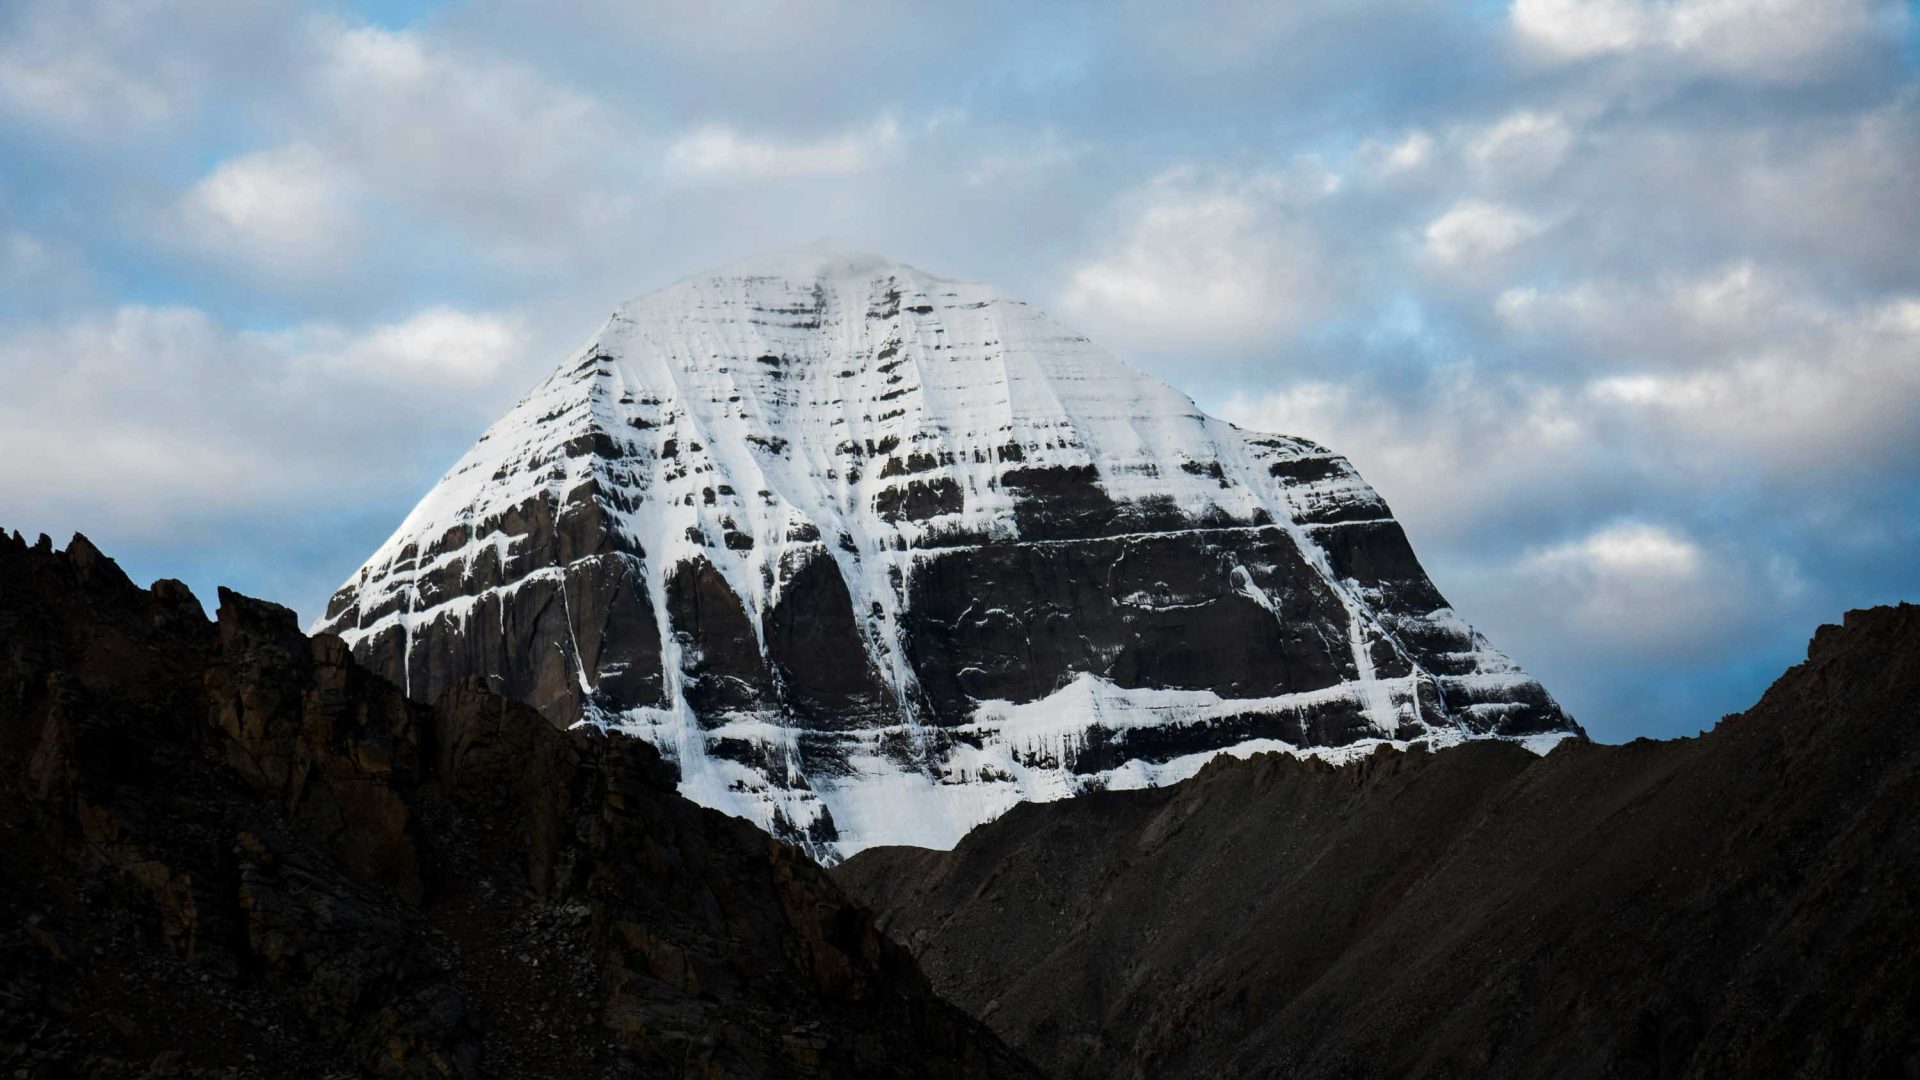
316 247 1577 861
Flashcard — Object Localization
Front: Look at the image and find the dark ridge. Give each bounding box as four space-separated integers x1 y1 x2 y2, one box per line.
0 530 1037 1078
836 603 1920 1079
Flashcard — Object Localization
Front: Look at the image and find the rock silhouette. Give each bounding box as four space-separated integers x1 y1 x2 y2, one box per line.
0 529 1037 1078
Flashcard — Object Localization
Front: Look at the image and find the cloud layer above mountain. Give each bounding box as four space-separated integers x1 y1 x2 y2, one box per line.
1 0 1913 739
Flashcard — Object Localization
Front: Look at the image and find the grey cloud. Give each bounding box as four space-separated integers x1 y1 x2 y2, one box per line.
0 0 306 140
1059 164 1346 350
1509 0 1902 83
0 303 544 540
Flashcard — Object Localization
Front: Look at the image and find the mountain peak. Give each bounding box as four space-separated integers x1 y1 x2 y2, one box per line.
319 253 1576 861
679 241 942 288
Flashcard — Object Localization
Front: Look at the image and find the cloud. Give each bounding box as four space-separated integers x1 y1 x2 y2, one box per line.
1395 97 1920 295
1506 521 1805 657
1496 261 1793 365
1511 0 1649 59
1509 0 1893 80
1587 301 1920 472
1501 263 1920 475
1465 110 1575 189
303 23 632 260
1217 260 1920 555
1356 130 1438 183
1061 166 1341 349
0 304 537 534
663 116 902 180
1520 522 1714 646
174 144 362 273
0 0 298 139
0 39 176 135
1423 199 1547 268
1354 113 1572 197
271 307 528 386
1713 99 1920 286
1220 369 1594 542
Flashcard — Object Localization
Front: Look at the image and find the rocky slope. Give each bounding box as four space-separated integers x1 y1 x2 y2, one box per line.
835 604 1920 1079
317 247 1576 860
0 529 1038 1078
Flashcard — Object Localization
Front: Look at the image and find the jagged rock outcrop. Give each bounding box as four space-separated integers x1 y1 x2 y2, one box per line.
834 604 1920 1079
0 529 1038 1078
316 248 1579 860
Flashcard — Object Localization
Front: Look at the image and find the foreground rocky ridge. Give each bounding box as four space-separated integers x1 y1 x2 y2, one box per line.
836 603 1920 1079
317 248 1575 860
0 530 1037 1078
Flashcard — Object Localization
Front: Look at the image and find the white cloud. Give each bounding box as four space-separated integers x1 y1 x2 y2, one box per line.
1505 521 1805 656
1586 297 1920 468
1219 369 1593 539
0 0 297 139
1723 100 1920 284
1424 199 1546 267
1465 111 1574 189
1497 262 1792 363
1546 520 1701 578
1218 368 1819 671
269 307 527 385
1061 166 1341 348
1498 264 1920 474
0 42 175 134
0 308 257 511
1358 130 1438 182
1479 97 1920 289
1218 263 1920 567
307 24 630 257
1510 0 1890 80
1353 113 1571 196
0 304 535 532
663 116 902 180
1511 0 1656 58
175 144 361 272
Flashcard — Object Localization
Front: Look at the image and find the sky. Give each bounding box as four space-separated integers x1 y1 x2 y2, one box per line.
1 0 1916 742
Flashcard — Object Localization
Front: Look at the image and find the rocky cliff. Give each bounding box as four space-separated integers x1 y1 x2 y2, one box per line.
0 529 1037 1078
835 603 1920 1079
317 247 1578 860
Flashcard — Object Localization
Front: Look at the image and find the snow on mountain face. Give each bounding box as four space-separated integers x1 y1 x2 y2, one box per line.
317 248 1577 861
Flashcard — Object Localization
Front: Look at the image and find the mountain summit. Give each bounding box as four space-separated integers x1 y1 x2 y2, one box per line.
317 249 1577 860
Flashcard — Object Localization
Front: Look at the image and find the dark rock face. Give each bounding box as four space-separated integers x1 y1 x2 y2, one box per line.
315 252 1580 858
765 548 895 729
666 553 780 719
835 603 1920 1079
0 530 1037 1078
901 528 1364 726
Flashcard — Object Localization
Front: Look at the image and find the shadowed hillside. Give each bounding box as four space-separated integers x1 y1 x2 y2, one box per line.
837 603 1920 1079
0 530 1037 1078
